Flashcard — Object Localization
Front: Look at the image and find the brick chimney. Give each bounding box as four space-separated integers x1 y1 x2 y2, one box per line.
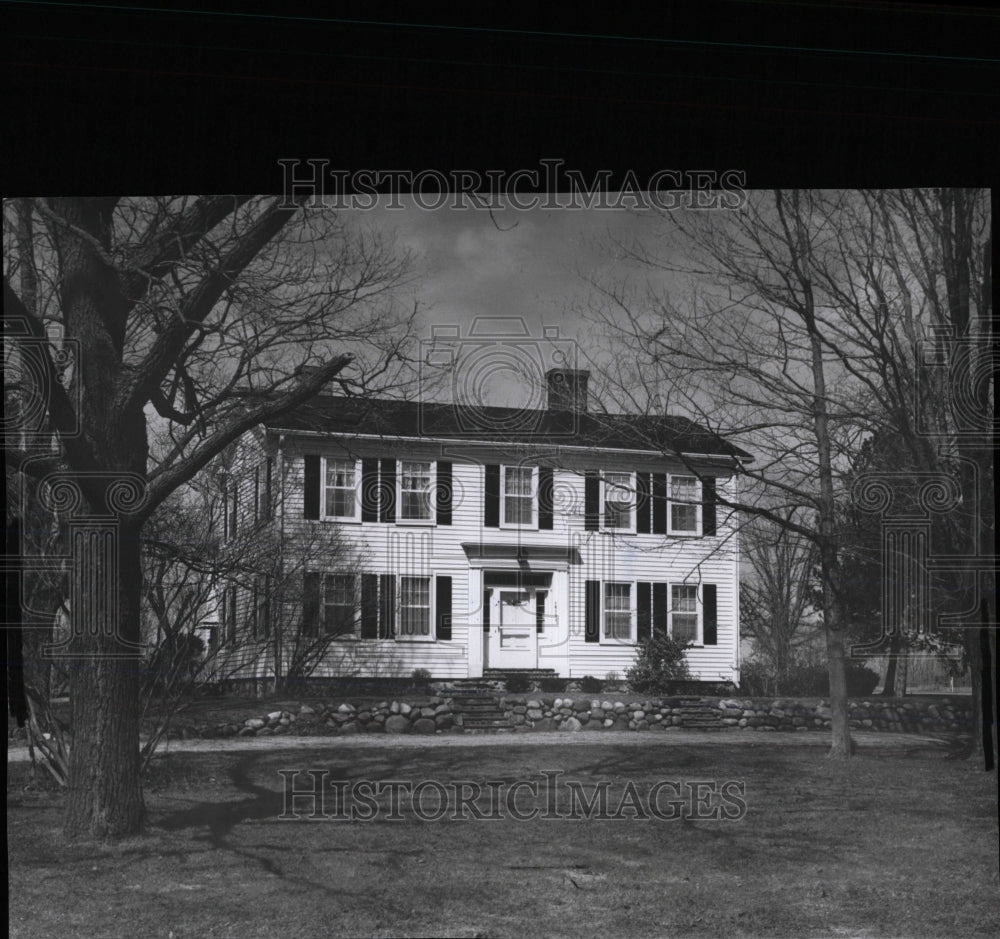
546 368 590 412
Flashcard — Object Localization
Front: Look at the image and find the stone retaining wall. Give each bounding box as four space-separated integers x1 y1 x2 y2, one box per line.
201 695 972 739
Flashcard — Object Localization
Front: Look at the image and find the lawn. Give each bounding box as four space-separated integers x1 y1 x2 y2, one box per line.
7 741 998 939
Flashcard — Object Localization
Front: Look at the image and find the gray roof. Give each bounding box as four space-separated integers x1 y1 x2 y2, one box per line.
264 395 753 462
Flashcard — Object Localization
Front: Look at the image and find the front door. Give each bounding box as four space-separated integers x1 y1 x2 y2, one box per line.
488 590 537 670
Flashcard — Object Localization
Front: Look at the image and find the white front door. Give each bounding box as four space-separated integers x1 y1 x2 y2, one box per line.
488 590 537 669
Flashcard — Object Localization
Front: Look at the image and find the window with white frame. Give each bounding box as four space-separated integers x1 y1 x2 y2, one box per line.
323 573 358 636
399 461 433 521
669 475 700 533
603 582 633 641
502 465 536 527
603 471 634 530
324 458 360 520
670 584 699 642
399 575 431 637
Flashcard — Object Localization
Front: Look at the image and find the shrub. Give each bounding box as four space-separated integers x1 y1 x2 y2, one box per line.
738 660 881 697
504 675 532 693
845 663 880 696
539 676 567 693
625 632 692 694
411 668 432 687
579 675 604 694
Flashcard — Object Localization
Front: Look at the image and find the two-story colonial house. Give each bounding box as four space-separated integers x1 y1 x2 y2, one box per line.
214 368 751 686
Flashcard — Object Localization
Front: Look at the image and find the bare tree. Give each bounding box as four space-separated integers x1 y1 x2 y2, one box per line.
585 189 993 761
741 511 820 689
585 190 869 757
3 196 421 838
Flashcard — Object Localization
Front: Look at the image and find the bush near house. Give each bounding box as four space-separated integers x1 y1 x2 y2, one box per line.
625 632 693 694
539 677 568 693
579 675 604 694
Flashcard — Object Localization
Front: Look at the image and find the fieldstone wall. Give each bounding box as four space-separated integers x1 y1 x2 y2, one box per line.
207 697 458 738
197 694 972 739
496 696 973 735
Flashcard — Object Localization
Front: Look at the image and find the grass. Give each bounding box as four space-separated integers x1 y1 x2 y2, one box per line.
7 742 998 939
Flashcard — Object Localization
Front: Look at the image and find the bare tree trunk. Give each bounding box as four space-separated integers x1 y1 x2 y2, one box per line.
64 521 145 839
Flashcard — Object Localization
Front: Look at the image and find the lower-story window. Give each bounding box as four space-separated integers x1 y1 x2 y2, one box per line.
324 573 358 636
399 575 431 637
670 584 699 642
603 582 633 641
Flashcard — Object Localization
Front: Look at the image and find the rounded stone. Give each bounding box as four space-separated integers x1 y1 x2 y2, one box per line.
385 715 410 734
412 718 437 735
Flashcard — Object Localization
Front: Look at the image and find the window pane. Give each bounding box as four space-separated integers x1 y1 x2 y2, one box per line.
505 467 532 495
325 460 357 518
324 574 356 635
503 467 534 525
401 461 432 519
671 614 697 642
604 583 631 640
400 576 430 635
670 476 698 531
604 473 632 529
671 585 698 641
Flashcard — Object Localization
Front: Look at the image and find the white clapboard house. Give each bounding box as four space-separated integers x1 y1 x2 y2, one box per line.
213 369 750 685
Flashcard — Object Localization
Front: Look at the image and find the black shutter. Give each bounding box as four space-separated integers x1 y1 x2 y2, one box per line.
378 574 396 638
436 575 452 640
222 480 230 540
436 462 453 526
538 466 554 530
361 458 379 522
304 455 320 520
229 479 239 536
379 458 396 523
484 464 500 527
636 472 651 534
636 582 652 643
651 473 667 534
483 590 491 629
702 477 717 536
265 457 274 518
536 590 547 633
584 472 600 531
652 582 668 636
360 573 379 638
703 584 718 645
585 579 601 642
303 572 320 637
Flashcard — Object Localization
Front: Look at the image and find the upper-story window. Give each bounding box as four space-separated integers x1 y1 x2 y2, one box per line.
502 465 537 527
603 471 634 531
399 461 433 521
669 475 700 534
324 458 360 521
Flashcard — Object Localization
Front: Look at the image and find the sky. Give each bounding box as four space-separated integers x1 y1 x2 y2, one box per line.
359 201 675 410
